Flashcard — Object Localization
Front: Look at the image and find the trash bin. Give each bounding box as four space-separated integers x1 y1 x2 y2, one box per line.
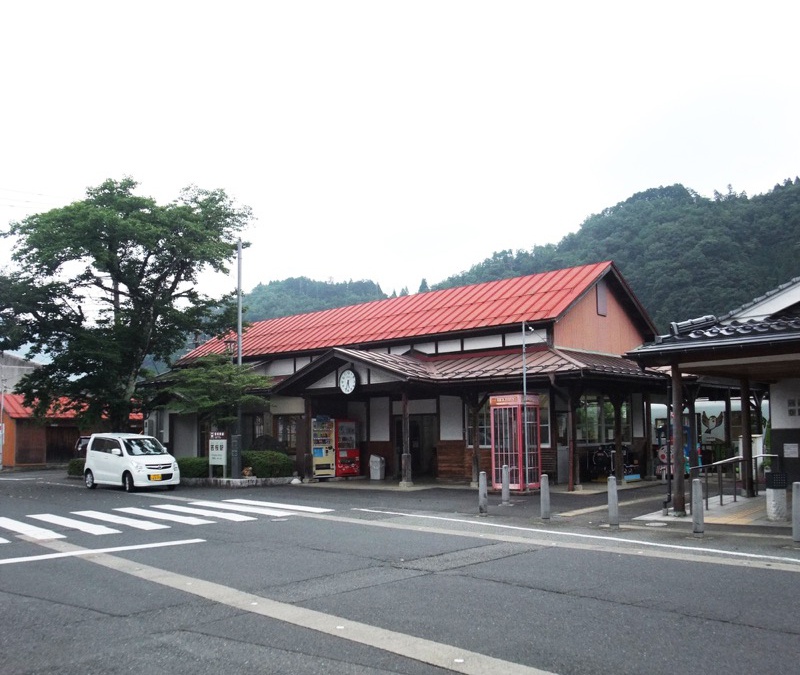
369 455 385 480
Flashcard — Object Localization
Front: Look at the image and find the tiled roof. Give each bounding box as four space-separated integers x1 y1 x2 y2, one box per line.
182 261 618 361
646 315 800 351
275 346 665 391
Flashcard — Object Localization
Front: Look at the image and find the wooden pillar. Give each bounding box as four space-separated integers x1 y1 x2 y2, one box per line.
672 365 686 515
741 378 754 498
568 388 581 491
300 398 313 479
724 391 733 452
644 393 654 478
685 385 699 474
610 392 625 482
400 391 413 487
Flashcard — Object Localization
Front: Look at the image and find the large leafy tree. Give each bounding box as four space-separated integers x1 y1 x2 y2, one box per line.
0 177 251 429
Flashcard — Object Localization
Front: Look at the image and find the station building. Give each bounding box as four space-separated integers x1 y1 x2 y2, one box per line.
158 261 668 489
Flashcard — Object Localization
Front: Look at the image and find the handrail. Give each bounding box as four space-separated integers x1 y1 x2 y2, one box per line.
687 453 780 512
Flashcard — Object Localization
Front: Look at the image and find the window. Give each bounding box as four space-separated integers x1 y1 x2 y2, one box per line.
577 394 631 444
466 393 551 448
596 280 608 316
466 404 492 447
275 415 300 453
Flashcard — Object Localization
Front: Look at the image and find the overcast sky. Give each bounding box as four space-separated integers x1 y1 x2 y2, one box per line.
1 1 798 298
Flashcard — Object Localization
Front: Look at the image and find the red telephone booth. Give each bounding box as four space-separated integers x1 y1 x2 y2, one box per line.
490 394 541 490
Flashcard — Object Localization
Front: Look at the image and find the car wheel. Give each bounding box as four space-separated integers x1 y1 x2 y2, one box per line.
85 470 96 489
123 472 135 493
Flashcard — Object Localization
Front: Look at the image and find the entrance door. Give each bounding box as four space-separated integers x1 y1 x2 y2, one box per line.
393 414 437 478
46 427 76 463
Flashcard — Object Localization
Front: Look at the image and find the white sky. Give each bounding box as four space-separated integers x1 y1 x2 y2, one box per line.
1 1 799 298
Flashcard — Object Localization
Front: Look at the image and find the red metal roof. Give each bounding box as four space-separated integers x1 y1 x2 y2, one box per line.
183 261 616 360
2 394 79 420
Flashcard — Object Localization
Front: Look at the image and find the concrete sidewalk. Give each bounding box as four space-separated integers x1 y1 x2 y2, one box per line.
300 475 796 530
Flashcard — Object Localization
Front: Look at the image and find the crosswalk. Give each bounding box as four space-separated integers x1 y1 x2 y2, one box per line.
0 499 333 544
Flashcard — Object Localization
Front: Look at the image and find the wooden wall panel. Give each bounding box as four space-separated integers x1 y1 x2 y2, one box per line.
554 286 646 353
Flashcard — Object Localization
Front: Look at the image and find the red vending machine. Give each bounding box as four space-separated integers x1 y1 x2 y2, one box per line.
335 419 360 477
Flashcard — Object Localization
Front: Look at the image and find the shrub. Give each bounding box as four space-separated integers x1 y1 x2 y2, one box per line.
242 450 293 478
67 458 85 477
177 456 212 478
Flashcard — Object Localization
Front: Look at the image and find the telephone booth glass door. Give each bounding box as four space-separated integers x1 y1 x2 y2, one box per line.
490 394 541 490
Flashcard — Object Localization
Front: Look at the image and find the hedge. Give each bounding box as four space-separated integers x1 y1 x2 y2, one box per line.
68 458 85 477
176 451 293 479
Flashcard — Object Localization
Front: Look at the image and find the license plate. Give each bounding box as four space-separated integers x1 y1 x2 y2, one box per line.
150 474 162 481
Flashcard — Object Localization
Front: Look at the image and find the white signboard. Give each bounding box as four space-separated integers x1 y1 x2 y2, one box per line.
784 443 799 459
209 439 228 466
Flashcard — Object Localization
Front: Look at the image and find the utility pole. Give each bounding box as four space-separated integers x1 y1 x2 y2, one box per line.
231 239 243 479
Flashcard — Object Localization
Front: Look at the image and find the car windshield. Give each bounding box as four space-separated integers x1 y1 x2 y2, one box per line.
123 437 167 456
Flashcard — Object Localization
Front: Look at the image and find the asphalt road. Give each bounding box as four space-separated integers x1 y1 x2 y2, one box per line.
1 470 799 675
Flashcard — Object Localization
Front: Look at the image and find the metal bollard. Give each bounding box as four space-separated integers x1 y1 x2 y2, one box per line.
692 478 704 537
501 465 510 505
478 471 488 516
540 474 551 521
608 475 619 528
793 482 800 544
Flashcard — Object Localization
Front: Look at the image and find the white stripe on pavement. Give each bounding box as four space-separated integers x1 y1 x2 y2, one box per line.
150 504 256 521
72 510 170 530
0 539 205 566
0 517 65 540
114 507 214 525
225 499 334 514
189 500 297 517
27 514 121 535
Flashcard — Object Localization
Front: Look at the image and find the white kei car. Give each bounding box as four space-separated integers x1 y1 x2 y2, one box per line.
83 433 180 492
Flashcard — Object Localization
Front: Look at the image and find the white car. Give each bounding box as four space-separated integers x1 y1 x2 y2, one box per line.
84 433 180 492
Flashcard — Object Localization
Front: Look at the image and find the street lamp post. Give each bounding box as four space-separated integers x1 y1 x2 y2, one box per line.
231 239 243 479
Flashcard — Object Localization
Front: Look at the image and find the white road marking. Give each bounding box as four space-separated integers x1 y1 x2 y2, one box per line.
349 508 800 571
150 504 256 521
0 539 205 566
189 500 298 517
27 514 121 535
114 507 214 525
225 499 334 514
35 538 555 675
0 517 65 540
72 510 170 530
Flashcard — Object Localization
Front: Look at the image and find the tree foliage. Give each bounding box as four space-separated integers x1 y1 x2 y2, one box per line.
149 354 270 429
0 177 251 428
244 277 385 321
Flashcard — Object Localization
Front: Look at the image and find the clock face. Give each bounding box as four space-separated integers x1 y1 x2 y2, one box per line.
338 369 357 394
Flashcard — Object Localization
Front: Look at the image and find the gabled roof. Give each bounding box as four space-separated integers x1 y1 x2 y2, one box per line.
272 345 666 396
183 261 651 362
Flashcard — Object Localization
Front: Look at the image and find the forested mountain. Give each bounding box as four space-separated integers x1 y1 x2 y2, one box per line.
243 178 800 334
245 277 386 319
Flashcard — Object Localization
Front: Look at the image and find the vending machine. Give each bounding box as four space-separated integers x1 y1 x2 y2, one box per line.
311 417 336 478
335 419 360 477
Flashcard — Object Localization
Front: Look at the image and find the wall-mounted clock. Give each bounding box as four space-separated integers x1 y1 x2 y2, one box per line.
338 368 357 394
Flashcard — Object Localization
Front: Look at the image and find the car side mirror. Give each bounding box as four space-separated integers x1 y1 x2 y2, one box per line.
111 447 122 456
